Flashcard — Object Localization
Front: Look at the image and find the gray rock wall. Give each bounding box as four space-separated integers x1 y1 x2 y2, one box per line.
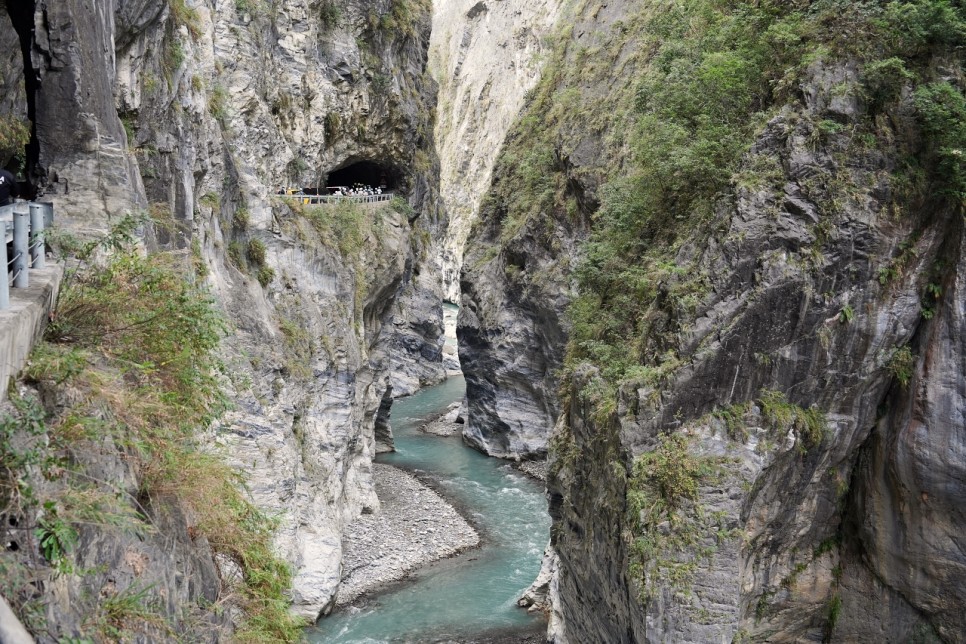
12 0 148 226
455 0 635 458
542 53 964 641
550 56 962 644
429 0 564 303
459 1 966 642
1 0 444 628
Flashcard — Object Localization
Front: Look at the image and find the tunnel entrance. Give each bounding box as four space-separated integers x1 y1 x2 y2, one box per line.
325 160 401 193
2 2 38 198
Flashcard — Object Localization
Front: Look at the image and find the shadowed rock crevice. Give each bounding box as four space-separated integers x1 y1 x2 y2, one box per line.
374 385 394 453
3 1 37 186
326 159 402 191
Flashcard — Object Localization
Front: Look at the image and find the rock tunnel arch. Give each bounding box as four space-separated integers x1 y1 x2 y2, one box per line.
1 2 38 197
325 160 403 193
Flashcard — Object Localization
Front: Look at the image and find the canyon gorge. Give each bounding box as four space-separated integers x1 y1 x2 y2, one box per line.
0 0 963 642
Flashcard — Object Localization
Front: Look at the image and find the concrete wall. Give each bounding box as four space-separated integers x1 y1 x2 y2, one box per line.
0 594 35 643
0 265 61 402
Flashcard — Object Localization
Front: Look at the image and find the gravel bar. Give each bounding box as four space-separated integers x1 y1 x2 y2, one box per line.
513 460 548 482
419 401 463 436
336 463 480 605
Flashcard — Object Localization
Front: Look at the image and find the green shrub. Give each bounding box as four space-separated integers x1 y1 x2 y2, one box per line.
304 200 369 256
94 584 168 641
324 112 341 143
626 433 731 600
234 0 256 14
277 314 313 380
365 0 428 40
18 219 304 641
0 114 30 166
880 0 966 54
227 240 244 268
256 265 275 287
165 39 185 73
233 207 250 229
566 2 811 391
318 0 342 29
889 345 915 387
199 192 220 210
825 594 843 638
862 57 915 110
208 84 229 123
913 82 966 202
247 238 267 266
168 0 202 39
558 0 965 409
389 195 415 219
759 389 827 450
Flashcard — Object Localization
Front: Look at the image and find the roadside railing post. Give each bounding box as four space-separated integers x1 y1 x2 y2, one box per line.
12 205 28 288
41 202 53 230
28 203 45 269
0 222 9 310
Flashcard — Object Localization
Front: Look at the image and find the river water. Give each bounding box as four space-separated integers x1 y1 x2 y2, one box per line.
308 375 550 643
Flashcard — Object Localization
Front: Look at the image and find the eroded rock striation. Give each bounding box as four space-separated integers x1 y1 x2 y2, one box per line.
0 0 445 633
461 1 966 642
455 0 636 458
430 0 564 305
430 0 569 457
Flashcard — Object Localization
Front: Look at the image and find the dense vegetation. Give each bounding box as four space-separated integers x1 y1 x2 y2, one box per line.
567 0 965 392
492 0 964 614
0 217 303 642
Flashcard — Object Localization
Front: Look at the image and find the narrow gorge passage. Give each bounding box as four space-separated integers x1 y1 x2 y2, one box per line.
309 371 550 643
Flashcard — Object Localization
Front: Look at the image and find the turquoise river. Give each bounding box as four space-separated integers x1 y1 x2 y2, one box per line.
307 374 551 643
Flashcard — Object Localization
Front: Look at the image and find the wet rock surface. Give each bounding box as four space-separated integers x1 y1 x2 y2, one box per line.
513 460 548 483
419 401 463 436
336 463 479 606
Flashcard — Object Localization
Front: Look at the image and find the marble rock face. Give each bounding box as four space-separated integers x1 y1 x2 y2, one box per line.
0 0 444 624
457 0 966 640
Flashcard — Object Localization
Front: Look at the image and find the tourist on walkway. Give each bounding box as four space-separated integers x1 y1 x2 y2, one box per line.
0 169 18 205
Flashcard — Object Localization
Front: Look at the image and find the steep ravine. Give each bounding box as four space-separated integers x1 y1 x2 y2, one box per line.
2 0 963 642
460 1 966 642
456 0 655 458
0 0 448 636
429 0 564 304
429 0 568 457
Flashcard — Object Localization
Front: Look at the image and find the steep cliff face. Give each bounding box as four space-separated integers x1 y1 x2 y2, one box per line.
456 0 639 458
0 0 443 633
429 0 564 303
430 0 566 456
550 90 961 641
463 0 965 641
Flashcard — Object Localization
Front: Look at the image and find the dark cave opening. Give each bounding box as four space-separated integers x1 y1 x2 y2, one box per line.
4 1 39 198
325 160 402 193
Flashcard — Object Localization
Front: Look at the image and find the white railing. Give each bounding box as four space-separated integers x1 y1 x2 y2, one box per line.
285 192 394 205
1 202 52 310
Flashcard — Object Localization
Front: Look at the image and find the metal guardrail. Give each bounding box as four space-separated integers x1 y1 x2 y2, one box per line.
288 192 394 205
1 202 52 310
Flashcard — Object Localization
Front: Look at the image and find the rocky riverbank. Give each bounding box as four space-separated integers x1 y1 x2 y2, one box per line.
419 404 549 484
336 463 479 606
420 400 463 436
514 460 548 483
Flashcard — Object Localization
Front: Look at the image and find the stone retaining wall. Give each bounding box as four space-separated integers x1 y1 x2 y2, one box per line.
0 266 61 403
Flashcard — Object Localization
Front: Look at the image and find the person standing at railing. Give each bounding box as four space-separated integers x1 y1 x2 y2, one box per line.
0 169 18 206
